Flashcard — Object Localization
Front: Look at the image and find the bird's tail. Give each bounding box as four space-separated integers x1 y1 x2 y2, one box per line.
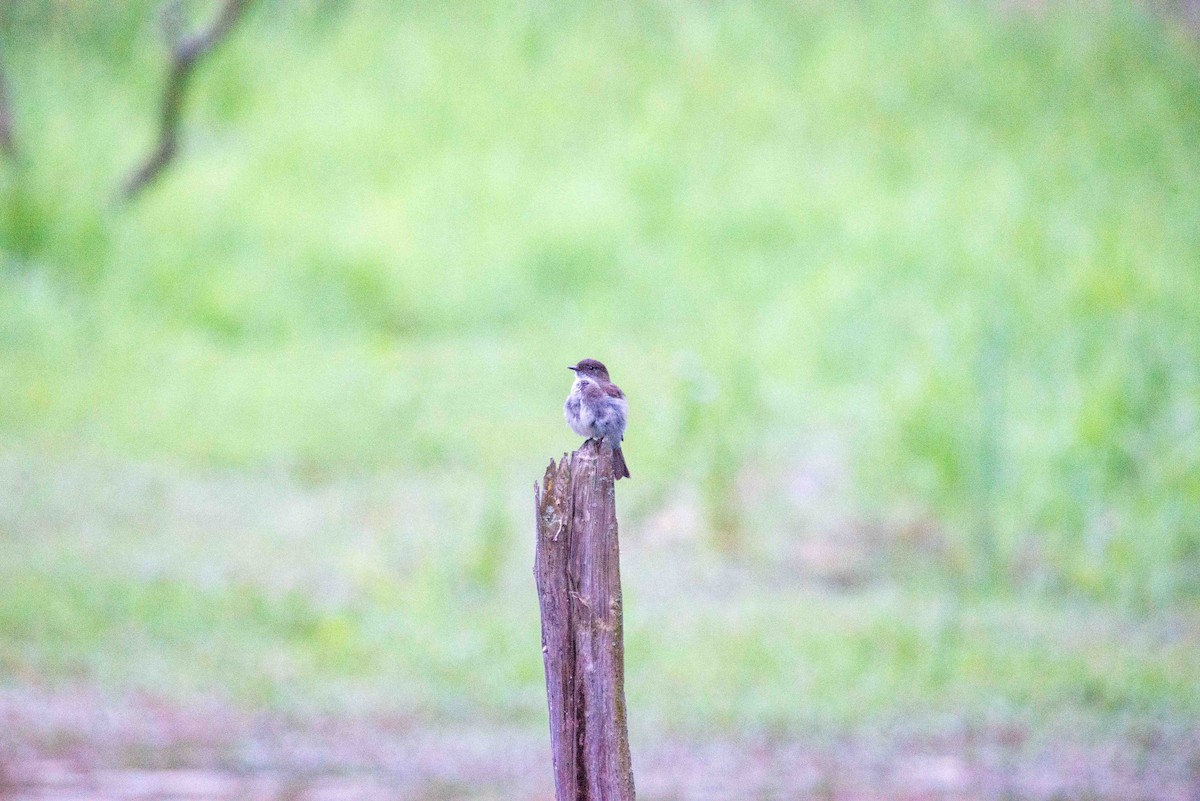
612 446 631 480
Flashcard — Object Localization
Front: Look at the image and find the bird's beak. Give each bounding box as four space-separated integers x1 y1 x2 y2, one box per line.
568 366 577 371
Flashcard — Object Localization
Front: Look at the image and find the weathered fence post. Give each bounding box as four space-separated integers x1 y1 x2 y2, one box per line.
534 438 636 801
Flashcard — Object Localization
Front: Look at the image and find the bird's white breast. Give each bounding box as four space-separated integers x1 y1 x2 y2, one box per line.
565 378 598 437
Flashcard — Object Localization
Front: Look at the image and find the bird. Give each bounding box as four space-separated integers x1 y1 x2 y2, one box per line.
564 358 631 480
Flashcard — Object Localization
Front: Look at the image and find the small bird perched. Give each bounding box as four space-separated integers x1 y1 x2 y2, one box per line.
564 358 631 480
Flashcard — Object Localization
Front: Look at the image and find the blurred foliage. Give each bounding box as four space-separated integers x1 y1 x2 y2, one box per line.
1 450 1197 728
1 0 1198 612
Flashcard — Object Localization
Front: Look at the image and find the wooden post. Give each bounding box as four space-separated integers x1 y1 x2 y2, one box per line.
534 439 635 801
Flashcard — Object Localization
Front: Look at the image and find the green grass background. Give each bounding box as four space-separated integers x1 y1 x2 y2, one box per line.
1 0 1198 735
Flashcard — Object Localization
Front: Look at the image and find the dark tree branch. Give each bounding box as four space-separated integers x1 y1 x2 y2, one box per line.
0 43 15 158
121 0 253 201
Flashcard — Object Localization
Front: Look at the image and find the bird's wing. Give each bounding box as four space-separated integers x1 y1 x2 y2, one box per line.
601 382 625 400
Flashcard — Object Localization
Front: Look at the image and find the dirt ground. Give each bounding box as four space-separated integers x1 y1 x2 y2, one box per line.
1 688 1197 801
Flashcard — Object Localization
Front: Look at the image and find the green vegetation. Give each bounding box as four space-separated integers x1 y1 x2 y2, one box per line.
1 0 1198 734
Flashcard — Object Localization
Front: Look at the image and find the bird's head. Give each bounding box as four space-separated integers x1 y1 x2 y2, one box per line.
569 358 611 384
